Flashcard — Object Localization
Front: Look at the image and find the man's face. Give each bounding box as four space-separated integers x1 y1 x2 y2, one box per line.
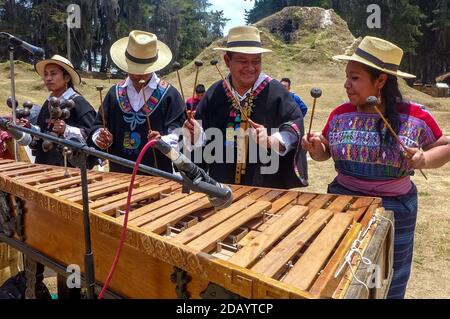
280 81 291 92
128 73 152 89
195 92 205 100
224 53 262 89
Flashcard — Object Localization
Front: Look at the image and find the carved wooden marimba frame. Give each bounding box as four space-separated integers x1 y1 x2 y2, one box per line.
0 159 393 299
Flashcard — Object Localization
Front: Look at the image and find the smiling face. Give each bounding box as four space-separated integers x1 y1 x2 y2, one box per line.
344 61 387 108
43 64 71 96
224 52 262 93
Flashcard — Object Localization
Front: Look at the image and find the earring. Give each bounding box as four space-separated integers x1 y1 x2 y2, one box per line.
377 87 382 105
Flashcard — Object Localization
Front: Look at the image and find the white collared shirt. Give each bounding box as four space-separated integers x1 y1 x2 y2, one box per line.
228 72 267 102
119 74 160 112
92 73 179 152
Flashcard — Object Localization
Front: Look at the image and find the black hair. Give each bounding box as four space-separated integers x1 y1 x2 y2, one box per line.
280 78 291 85
226 51 234 59
365 65 404 149
195 84 206 93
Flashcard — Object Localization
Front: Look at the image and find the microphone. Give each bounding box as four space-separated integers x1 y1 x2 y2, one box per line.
155 140 233 209
0 118 33 146
3 33 45 58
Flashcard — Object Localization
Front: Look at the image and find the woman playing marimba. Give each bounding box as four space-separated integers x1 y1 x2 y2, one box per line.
302 36 450 298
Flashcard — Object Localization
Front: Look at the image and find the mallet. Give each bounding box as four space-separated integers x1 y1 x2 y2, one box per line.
173 61 186 102
96 85 107 128
192 60 203 101
139 79 158 168
366 96 427 180
308 88 322 136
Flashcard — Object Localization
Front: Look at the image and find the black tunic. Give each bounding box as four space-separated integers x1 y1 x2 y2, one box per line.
88 82 186 174
195 78 308 189
34 95 96 166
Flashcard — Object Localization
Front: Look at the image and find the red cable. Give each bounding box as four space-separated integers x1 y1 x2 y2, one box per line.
98 139 157 299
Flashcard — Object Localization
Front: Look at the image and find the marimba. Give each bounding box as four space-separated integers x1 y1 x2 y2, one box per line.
0 159 393 299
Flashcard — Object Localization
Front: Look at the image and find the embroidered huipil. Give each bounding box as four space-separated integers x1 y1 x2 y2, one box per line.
322 102 443 195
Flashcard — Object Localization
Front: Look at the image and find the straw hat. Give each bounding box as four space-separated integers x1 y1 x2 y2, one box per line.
35 55 81 85
110 30 172 75
214 25 272 54
333 36 415 78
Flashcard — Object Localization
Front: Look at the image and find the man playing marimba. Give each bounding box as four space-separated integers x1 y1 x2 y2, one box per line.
89 30 186 173
184 26 308 189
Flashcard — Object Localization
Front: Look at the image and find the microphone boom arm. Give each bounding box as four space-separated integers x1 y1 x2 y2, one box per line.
0 120 231 202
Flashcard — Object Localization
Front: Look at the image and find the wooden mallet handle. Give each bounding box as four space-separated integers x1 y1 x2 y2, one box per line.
308 88 322 136
366 96 427 180
173 61 185 102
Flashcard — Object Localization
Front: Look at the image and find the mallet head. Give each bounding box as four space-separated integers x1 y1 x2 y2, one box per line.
50 106 62 119
210 59 218 66
49 96 59 108
96 85 104 92
21 108 31 118
194 60 203 67
366 96 378 107
173 61 181 69
310 88 322 99
61 99 76 110
16 109 26 119
23 101 33 110
61 108 71 120
6 97 18 109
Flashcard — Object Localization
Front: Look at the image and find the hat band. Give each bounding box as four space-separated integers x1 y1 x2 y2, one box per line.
355 48 399 72
227 40 262 48
125 50 158 64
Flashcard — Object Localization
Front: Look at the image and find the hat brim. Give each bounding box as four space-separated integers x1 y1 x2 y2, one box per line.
35 59 81 85
213 47 272 54
333 54 416 79
110 36 172 75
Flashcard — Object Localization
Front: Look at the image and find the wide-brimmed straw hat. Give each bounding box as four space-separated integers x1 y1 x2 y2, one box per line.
35 55 81 85
110 30 172 75
333 36 415 78
214 25 272 54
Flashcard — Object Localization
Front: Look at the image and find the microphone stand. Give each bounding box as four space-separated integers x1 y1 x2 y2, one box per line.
1 32 44 162
7 38 19 162
3 123 232 200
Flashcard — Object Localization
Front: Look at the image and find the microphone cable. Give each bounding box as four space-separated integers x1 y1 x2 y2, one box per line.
97 138 157 299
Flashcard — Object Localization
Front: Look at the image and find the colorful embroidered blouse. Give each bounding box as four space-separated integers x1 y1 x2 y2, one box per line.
322 102 442 180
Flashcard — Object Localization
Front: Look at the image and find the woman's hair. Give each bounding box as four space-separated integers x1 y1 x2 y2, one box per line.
365 65 403 148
